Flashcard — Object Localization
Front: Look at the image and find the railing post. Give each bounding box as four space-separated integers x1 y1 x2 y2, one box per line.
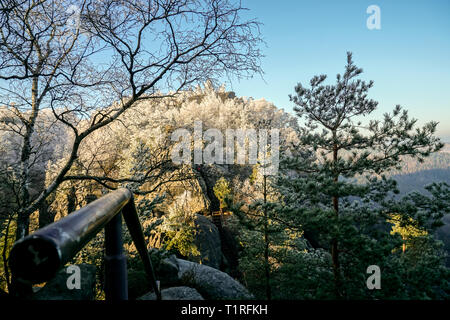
9 188 161 301
122 198 161 300
104 213 128 301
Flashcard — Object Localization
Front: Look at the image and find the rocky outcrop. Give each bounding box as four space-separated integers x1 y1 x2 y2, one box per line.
191 214 222 269
152 249 181 286
147 214 223 269
139 250 252 300
32 264 96 300
176 258 253 300
139 286 204 300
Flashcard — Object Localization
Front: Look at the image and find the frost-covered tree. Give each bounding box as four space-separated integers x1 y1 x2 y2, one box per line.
0 0 263 240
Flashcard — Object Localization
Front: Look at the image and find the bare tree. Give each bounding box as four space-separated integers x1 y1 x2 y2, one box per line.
0 0 263 240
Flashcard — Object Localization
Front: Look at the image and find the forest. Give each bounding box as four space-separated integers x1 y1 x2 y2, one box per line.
0 0 449 301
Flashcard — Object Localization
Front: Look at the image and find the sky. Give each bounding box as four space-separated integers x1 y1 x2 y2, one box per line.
228 0 450 141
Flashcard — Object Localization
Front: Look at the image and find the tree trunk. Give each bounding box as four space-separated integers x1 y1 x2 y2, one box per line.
15 212 30 241
195 165 221 213
38 198 56 229
331 196 341 298
67 185 77 215
331 134 342 298
2 217 12 293
263 175 271 300
15 76 40 241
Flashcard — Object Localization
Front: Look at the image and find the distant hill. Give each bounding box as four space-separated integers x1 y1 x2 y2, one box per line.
386 148 450 267
388 143 450 195
391 168 450 196
441 143 450 154
391 144 450 176
349 144 450 196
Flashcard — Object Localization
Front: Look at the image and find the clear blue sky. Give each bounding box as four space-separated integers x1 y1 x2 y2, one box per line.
229 0 450 141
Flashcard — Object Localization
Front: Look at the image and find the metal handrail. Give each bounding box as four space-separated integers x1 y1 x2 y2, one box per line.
8 188 161 300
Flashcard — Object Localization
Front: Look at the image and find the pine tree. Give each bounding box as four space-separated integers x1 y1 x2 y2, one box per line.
276 52 449 298
230 163 282 299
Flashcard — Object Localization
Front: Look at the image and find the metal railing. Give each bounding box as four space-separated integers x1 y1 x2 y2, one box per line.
8 188 161 301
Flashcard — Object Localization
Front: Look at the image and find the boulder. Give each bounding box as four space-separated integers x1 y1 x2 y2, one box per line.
150 249 180 286
134 249 252 300
157 252 181 285
176 258 253 300
191 214 222 269
32 264 96 300
128 250 182 299
139 286 204 300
